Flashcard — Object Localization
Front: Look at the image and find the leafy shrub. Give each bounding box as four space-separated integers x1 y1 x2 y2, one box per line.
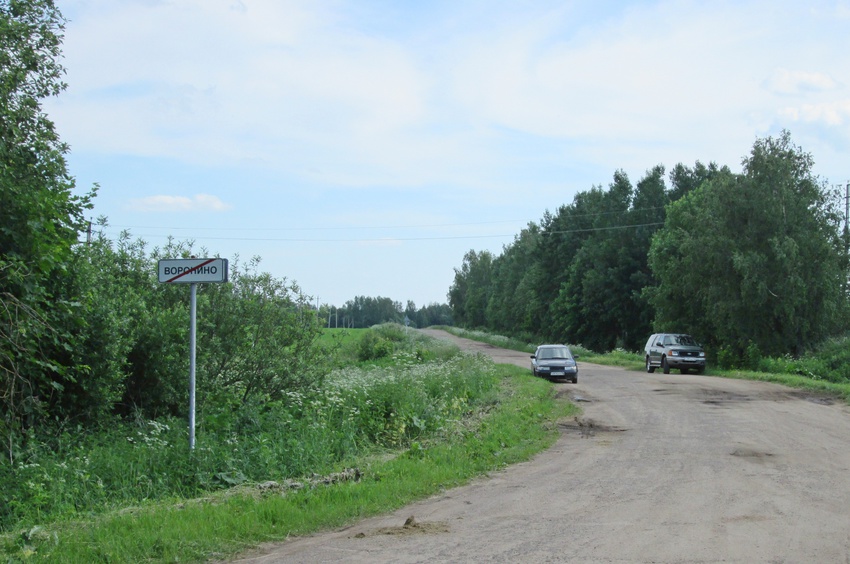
754 335 850 383
757 354 796 375
743 341 762 371
371 323 408 342
716 345 738 369
0 348 497 532
804 335 850 382
357 331 395 361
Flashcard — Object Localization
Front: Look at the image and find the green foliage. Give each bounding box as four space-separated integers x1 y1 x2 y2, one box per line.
357 331 395 361
648 131 846 361
449 132 849 362
448 250 494 328
0 215 331 485
0 342 498 533
0 0 95 461
2 365 574 564
484 225 544 337
351 323 451 364
403 301 453 328
551 170 653 351
334 295 402 328
754 334 850 383
327 298 452 330
450 166 675 352
194 254 325 405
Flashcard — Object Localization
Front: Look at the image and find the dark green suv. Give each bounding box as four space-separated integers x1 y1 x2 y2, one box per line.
644 333 706 374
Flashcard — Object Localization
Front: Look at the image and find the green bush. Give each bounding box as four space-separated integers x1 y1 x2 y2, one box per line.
755 335 850 383
743 341 762 371
805 335 850 382
716 345 738 369
0 347 497 532
371 323 408 342
357 331 395 361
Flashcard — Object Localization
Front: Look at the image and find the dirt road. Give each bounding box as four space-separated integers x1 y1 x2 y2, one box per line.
236 329 850 563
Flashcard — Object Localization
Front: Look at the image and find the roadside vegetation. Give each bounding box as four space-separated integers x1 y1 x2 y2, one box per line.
1 325 578 562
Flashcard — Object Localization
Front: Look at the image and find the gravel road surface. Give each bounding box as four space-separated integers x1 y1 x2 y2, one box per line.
235 329 850 563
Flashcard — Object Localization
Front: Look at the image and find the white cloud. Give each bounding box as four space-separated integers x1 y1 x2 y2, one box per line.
765 69 839 95
780 100 850 126
128 194 232 212
52 0 432 177
46 0 850 196
445 1 775 174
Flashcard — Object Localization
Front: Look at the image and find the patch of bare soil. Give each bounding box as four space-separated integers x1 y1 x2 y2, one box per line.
351 516 451 538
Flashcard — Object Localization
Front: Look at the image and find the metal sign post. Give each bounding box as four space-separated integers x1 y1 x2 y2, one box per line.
158 258 228 450
189 282 197 450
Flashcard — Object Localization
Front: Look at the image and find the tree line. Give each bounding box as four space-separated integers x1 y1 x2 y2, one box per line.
325 296 452 329
449 133 849 363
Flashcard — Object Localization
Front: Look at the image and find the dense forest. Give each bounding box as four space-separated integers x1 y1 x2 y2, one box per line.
448 137 850 363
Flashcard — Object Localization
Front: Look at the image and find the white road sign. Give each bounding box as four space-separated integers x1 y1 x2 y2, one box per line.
158 258 229 284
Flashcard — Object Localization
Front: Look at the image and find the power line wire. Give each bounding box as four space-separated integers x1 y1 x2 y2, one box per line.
105 206 668 233
99 221 666 243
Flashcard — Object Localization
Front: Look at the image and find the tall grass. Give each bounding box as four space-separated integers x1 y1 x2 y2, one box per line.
437 325 597 359
2 362 576 563
0 330 492 535
436 326 537 353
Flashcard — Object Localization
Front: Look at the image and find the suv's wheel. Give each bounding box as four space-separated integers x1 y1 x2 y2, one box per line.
662 357 670 374
646 357 655 373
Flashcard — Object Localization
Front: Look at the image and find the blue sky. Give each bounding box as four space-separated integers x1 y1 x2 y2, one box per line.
46 0 850 308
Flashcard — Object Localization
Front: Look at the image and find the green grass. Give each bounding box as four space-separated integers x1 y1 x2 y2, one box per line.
436 326 598 362
2 363 577 563
435 326 537 354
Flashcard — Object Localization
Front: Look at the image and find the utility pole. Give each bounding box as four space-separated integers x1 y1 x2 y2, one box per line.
844 180 850 251
844 181 850 295
844 180 850 257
